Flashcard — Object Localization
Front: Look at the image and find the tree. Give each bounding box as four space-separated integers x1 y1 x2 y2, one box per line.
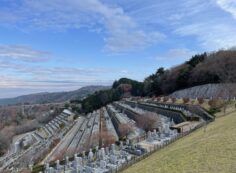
81 88 122 113
183 97 190 104
163 97 169 102
208 99 221 114
0 133 10 156
143 68 165 96
136 112 160 132
208 99 218 108
197 98 204 105
156 97 161 102
118 123 133 138
64 103 70 109
171 97 177 103
90 132 100 148
101 131 116 147
186 53 206 67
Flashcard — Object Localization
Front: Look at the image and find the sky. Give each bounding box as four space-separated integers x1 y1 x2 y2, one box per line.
0 0 236 98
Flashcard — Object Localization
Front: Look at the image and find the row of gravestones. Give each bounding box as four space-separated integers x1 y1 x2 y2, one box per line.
146 128 178 143
43 142 133 173
43 125 179 173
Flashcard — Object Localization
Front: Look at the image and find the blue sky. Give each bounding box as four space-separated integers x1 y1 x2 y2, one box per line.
0 0 236 98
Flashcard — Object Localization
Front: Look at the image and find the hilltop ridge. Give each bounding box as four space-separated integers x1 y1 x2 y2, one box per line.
0 85 110 105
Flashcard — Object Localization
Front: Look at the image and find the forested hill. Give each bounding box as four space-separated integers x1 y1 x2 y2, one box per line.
81 50 236 113
143 50 236 96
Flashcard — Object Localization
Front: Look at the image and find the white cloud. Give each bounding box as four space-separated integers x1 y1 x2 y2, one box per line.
0 45 50 62
0 58 131 92
103 0 236 50
0 0 164 53
0 74 112 98
175 22 236 50
216 0 236 19
0 75 23 88
105 30 164 52
157 48 196 61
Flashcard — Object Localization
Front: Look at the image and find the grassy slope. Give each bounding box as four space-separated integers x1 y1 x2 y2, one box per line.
122 111 236 173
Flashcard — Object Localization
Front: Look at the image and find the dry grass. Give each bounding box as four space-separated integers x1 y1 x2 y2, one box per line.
122 111 236 173
215 102 236 117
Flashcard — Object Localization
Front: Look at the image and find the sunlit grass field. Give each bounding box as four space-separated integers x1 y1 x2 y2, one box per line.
122 110 236 173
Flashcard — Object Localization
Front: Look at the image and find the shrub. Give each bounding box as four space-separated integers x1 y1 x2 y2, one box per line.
171 97 177 103
197 97 204 104
208 107 221 115
183 97 190 104
163 97 169 102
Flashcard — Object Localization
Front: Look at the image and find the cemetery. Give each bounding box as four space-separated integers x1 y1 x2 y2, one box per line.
0 97 215 172
37 98 215 173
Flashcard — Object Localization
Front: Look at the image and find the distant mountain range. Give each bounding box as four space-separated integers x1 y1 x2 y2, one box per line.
0 85 110 105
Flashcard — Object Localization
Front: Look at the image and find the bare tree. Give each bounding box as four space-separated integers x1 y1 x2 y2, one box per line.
90 132 100 148
101 131 116 147
208 99 218 108
197 97 204 105
0 133 10 156
183 97 190 104
163 97 169 102
118 123 133 138
136 112 160 132
15 120 40 135
156 97 161 102
171 97 177 103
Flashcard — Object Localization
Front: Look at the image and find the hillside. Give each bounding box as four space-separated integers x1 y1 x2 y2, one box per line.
170 83 236 99
143 50 236 96
0 85 110 105
122 112 236 173
81 50 236 113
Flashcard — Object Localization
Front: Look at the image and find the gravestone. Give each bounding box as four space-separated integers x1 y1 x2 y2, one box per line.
56 160 60 170
85 166 94 173
97 149 102 160
65 156 69 166
75 167 79 173
147 131 153 142
100 160 107 169
105 147 110 155
111 144 115 154
170 118 175 126
101 147 106 159
45 163 50 173
82 151 86 158
120 141 123 149
73 154 78 169
88 149 94 162
160 133 165 139
110 155 117 164
78 157 83 166
164 124 170 134
152 130 159 140
126 139 129 145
